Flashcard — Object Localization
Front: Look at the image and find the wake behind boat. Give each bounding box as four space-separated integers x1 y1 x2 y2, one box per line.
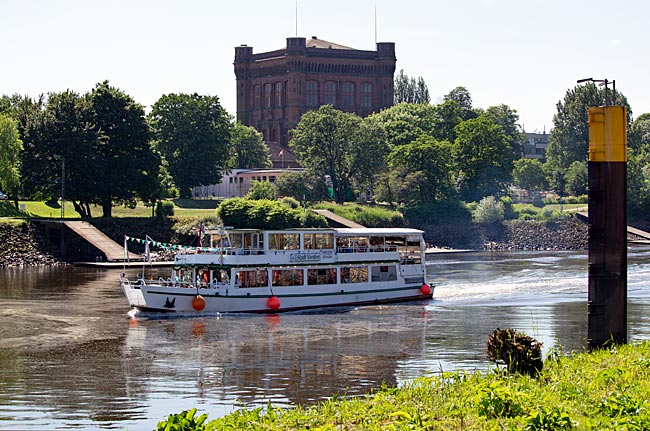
120 227 433 314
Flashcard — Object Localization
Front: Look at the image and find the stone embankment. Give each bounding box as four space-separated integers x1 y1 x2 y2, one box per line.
0 222 62 267
421 218 589 251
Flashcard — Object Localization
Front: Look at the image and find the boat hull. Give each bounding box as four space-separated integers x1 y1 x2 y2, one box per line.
121 282 433 314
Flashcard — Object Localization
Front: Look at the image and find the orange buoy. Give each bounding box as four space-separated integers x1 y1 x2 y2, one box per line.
267 296 281 310
192 294 206 311
420 283 431 296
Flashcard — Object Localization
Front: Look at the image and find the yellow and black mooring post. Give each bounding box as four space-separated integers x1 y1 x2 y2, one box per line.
587 104 627 350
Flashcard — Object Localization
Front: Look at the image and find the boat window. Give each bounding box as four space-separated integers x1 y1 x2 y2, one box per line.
234 269 268 288
369 236 386 252
401 240 422 265
271 269 304 286
340 266 368 283
304 233 334 249
385 236 405 252
268 233 300 250
307 268 337 285
336 236 369 253
371 265 397 282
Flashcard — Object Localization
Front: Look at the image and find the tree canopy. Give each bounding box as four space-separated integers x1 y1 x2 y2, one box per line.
289 105 387 204
229 122 271 169
149 93 232 198
394 69 430 105
0 113 22 204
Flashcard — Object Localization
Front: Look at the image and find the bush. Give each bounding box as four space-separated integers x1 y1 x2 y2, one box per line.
486 328 543 376
402 200 472 224
155 200 175 218
314 203 405 228
281 196 300 209
473 196 504 223
245 181 276 200
500 196 518 220
217 198 326 229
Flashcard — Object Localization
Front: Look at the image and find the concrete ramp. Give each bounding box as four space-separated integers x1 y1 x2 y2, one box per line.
576 212 650 240
63 221 140 261
311 209 365 228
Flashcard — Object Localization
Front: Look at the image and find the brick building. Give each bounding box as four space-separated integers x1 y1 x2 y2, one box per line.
234 36 396 151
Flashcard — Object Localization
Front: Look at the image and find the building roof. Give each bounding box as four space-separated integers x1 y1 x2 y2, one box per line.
306 36 354 50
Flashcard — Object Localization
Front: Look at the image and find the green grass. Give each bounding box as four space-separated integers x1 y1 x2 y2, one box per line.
0 200 218 219
312 202 405 228
159 341 650 430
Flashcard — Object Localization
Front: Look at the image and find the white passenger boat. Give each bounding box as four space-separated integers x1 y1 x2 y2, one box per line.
120 227 433 314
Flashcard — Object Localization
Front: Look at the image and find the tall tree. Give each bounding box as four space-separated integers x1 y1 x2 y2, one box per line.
229 123 271 169
0 113 23 207
290 105 383 204
482 104 526 158
366 102 437 148
384 135 455 206
512 158 547 191
444 86 476 121
628 113 650 153
394 69 430 105
545 83 631 193
149 93 232 198
22 90 100 217
87 81 158 217
453 116 513 201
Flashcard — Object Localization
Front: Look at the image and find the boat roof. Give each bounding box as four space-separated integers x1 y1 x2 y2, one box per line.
333 228 423 236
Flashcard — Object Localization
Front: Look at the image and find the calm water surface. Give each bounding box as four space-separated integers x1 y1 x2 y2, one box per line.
2 247 650 430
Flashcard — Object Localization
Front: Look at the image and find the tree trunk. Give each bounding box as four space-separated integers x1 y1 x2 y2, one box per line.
101 198 112 218
72 201 88 218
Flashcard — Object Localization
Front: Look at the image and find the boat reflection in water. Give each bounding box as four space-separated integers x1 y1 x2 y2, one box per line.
122 304 431 417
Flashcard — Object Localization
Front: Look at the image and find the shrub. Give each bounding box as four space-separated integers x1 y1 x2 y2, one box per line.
473 196 504 223
486 328 543 376
217 198 326 229
500 196 518 220
245 180 276 200
281 196 300 209
155 200 175 218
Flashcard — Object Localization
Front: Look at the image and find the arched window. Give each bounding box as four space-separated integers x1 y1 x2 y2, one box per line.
306 80 319 106
264 83 272 108
360 83 373 107
253 85 261 109
341 82 355 108
324 81 337 106
275 82 283 107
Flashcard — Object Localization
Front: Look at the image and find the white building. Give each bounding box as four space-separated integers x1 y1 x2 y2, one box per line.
192 168 303 199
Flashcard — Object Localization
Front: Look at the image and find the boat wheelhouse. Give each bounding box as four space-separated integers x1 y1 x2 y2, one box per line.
120 227 432 314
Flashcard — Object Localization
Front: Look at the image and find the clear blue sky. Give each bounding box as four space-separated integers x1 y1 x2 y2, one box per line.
3 0 648 133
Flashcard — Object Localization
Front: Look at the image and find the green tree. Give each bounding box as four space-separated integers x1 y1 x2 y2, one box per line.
87 81 159 217
512 158 547 191
431 99 464 142
149 93 232 198
275 171 329 203
453 116 514 201
383 135 455 206
366 102 436 148
0 113 23 206
22 90 100 217
290 105 384 204
545 83 631 193
482 104 526 158
394 69 430 105
444 86 476 121
628 150 650 215
245 180 275 200
628 113 650 153
564 160 588 196
229 123 271 169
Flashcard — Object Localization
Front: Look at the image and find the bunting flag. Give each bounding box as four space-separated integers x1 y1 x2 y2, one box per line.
123 235 222 254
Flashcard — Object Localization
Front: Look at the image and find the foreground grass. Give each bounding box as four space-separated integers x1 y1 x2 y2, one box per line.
160 342 650 430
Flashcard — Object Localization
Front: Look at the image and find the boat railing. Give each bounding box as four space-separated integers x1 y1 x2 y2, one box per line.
336 245 398 254
120 276 228 290
224 247 265 256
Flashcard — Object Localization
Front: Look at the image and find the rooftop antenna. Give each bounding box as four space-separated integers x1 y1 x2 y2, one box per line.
374 6 377 44
295 1 298 36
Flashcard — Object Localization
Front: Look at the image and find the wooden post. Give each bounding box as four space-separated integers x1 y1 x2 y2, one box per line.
587 105 627 350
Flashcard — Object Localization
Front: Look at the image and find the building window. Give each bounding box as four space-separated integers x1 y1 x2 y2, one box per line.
324 81 337 106
253 85 261 109
306 81 319 106
341 82 354 108
275 82 283 107
360 83 373 107
264 83 272 108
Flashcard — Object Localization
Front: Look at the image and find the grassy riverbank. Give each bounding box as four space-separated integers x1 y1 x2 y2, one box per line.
159 341 650 430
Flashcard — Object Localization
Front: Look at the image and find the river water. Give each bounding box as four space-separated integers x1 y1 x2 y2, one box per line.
2 247 650 430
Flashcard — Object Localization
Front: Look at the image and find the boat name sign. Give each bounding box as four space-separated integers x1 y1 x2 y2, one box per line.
289 252 322 262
